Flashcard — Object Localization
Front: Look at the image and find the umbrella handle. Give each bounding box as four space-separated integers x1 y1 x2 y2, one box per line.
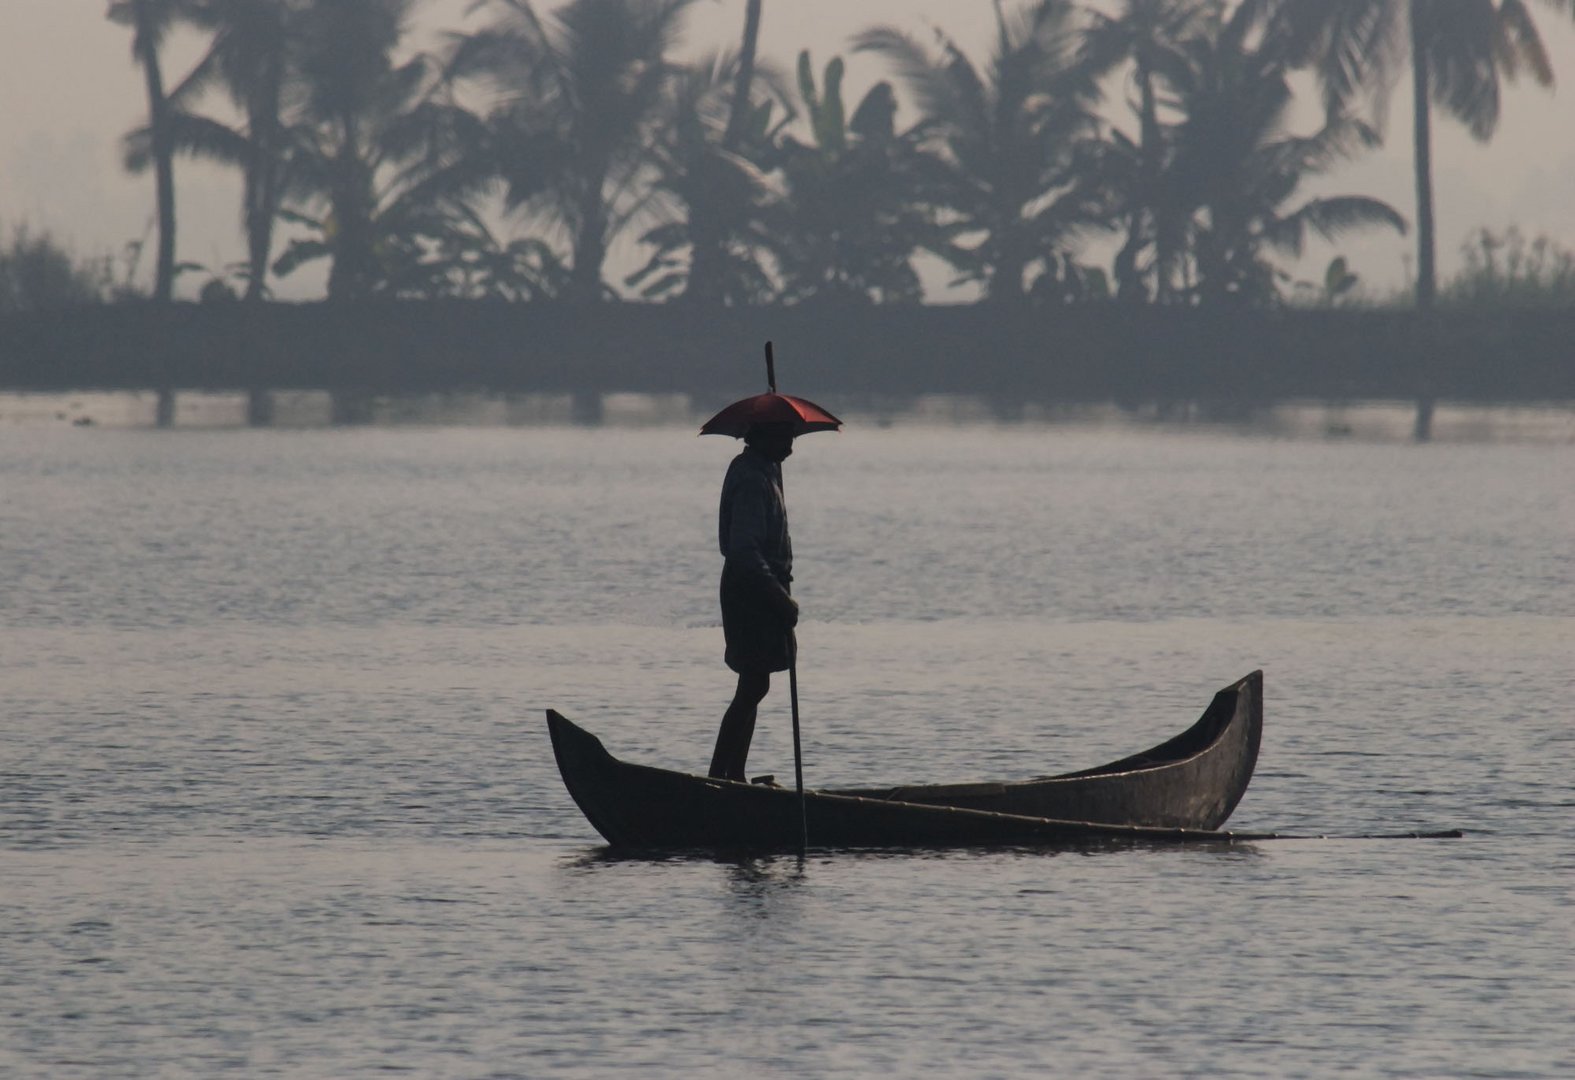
765 341 777 394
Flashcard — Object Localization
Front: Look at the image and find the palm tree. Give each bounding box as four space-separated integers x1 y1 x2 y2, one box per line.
449 0 700 303
124 0 299 424
853 0 1110 302
1083 0 1220 302
1275 0 1569 439
724 0 765 148
1274 0 1570 310
109 0 194 303
272 72 489 300
286 0 407 300
171 0 297 302
1161 3 1407 306
683 0 764 302
109 0 199 427
625 50 788 303
274 0 482 301
123 0 298 302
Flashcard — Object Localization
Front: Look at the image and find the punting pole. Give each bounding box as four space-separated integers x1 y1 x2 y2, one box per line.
764 340 807 851
788 661 808 852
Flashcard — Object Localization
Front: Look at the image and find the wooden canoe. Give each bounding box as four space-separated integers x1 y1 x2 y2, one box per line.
547 671 1264 851
829 669 1262 830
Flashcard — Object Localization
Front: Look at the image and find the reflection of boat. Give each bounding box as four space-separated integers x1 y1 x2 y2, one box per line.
547 672 1265 851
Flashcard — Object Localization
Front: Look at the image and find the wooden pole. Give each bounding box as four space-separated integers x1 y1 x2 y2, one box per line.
765 340 806 849
789 660 808 852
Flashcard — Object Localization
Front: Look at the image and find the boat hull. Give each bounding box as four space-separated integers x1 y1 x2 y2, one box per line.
547 672 1265 851
830 670 1262 830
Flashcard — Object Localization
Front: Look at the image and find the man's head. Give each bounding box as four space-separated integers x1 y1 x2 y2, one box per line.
744 422 795 462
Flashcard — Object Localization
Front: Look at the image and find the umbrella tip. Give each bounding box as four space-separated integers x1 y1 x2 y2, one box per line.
764 341 776 394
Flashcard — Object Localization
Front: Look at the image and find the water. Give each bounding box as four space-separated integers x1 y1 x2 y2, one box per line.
2 425 1571 1077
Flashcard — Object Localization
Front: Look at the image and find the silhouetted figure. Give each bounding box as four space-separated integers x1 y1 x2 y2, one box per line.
710 423 798 781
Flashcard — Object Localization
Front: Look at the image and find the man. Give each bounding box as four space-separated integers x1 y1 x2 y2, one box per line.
710 421 799 781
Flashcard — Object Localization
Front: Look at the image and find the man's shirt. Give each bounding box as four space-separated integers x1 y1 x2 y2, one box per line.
718 447 793 585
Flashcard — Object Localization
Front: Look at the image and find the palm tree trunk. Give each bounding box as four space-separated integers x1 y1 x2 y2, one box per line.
986 193 1029 302
569 187 609 303
131 0 177 428
242 167 274 425
685 0 763 304
136 8 177 303
245 147 284 303
149 93 177 305
988 250 1029 302
242 103 282 426
244 94 283 303
242 159 274 427
327 141 375 301
683 189 726 304
1114 215 1145 303
569 187 609 419
724 0 763 149
244 168 269 301
569 244 605 302
1410 0 1437 441
1115 57 1160 305
1410 3 1436 311
1138 60 1167 304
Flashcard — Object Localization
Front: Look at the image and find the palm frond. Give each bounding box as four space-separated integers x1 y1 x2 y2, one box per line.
1269 0 1405 124
121 128 154 174
1263 195 1406 257
1497 0 1555 85
165 111 252 166
165 47 222 110
271 237 331 278
1420 1 1503 139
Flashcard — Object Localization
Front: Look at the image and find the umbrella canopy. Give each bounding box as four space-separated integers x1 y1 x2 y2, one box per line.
699 393 842 438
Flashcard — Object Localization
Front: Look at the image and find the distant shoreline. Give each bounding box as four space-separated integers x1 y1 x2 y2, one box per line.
5 389 1572 444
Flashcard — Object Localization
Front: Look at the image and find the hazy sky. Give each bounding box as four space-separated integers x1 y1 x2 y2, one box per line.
3 0 1572 300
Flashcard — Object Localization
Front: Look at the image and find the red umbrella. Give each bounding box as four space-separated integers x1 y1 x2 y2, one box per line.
699 393 842 437
699 342 842 437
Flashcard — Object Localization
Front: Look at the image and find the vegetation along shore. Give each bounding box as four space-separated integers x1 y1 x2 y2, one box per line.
4 1 1573 437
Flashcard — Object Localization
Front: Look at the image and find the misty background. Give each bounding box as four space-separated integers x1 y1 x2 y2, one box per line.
3 0 1573 303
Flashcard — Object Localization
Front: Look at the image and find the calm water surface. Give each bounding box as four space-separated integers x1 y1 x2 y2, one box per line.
2 426 1572 1078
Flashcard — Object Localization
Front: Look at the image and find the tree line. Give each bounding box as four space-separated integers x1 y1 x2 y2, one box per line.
93 0 1575 311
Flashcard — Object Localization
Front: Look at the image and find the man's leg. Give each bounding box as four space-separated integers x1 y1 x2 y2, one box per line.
710 671 770 780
